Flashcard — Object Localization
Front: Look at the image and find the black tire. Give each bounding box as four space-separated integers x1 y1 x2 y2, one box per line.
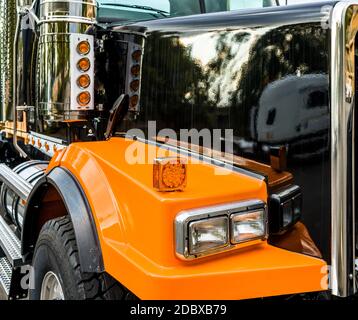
29 216 133 300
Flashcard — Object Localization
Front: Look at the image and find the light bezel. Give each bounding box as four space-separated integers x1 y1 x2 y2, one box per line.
175 200 267 260
76 74 91 89
130 79 140 92
77 57 91 72
76 40 91 56
77 91 91 106
131 64 141 77
130 94 139 108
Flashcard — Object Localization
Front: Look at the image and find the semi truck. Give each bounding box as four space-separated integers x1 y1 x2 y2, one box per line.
0 0 355 300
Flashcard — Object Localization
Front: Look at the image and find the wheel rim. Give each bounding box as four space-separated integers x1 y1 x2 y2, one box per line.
40 271 65 300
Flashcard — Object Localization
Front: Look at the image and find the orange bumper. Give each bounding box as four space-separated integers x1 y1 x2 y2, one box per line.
106 242 327 300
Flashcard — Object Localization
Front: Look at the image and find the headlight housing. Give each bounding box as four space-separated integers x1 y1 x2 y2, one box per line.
175 200 267 260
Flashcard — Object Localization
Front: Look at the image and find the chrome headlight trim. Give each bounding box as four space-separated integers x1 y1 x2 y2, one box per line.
175 199 267 260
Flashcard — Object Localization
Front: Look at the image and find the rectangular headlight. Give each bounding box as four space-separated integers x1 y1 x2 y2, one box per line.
231 210 266 244
175 200 267 260
189 217 228 255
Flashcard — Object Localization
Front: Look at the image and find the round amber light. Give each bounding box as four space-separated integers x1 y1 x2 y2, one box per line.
77 41 90 55
77 91 91 106
130 79 140 92
130 95 139 108
132 50 142 61
77 58 91 72
162 162 186 189
77 74 91 89
131 64 140 77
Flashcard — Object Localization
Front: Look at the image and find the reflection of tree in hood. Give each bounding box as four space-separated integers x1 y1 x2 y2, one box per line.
225 23 328 138
140 32 214 130
139 22 328 139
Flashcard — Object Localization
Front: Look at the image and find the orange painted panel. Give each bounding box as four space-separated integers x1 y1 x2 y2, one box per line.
49 137 327 299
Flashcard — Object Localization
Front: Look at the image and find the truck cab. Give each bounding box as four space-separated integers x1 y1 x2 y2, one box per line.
0 0 356 300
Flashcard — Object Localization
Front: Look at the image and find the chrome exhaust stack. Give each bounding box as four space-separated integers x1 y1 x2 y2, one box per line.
330 2 358 298
0 0 17 122
36 0 97 125
7 0 97 156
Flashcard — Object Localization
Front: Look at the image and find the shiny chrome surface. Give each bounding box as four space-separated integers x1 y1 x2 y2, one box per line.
331 1 358 297
175 200 266 260
70 33 94 111
26 131 66 157
0 0 17 121
39 0 96 24
0 257 12 296
12 2 28 158
0 160 48 229
37 32 72 120
0 214 22 266
36 0 97 134
0 163 33 201
40 271 64 300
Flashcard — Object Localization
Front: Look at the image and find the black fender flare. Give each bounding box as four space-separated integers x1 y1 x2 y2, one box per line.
22 166 104 273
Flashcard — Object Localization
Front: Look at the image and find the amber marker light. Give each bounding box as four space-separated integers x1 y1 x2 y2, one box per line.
77 40 90 55
131 64 140 77
132 50 142 61
77 57 91 72
153 157 187 192
77 74 91 89
77 91 91 106
130 95 139 108
130 79 140 92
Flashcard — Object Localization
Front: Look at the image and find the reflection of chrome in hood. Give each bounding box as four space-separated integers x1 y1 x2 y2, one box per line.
256 74 329 144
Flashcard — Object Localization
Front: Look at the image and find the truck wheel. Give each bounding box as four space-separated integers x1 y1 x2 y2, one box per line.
29 216 130 300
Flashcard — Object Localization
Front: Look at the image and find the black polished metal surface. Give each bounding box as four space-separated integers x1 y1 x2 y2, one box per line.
102 2 338 259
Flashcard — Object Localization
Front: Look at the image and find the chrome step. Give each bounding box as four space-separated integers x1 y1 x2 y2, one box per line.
0 256 12 296
0 216 22 267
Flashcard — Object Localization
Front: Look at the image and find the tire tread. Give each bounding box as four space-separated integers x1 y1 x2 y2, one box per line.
32 216 132 300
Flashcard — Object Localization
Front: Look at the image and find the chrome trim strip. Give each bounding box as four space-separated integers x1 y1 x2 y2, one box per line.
40 0 96 6
27 132 66 157
110 29 148 38
174 200 267 260
331 1 358 297
123 134 266 181
29 131 65 145
0 164 32 200
39 16 96 25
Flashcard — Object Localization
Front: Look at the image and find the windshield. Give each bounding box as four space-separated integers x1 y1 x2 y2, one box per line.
97 0 278 24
